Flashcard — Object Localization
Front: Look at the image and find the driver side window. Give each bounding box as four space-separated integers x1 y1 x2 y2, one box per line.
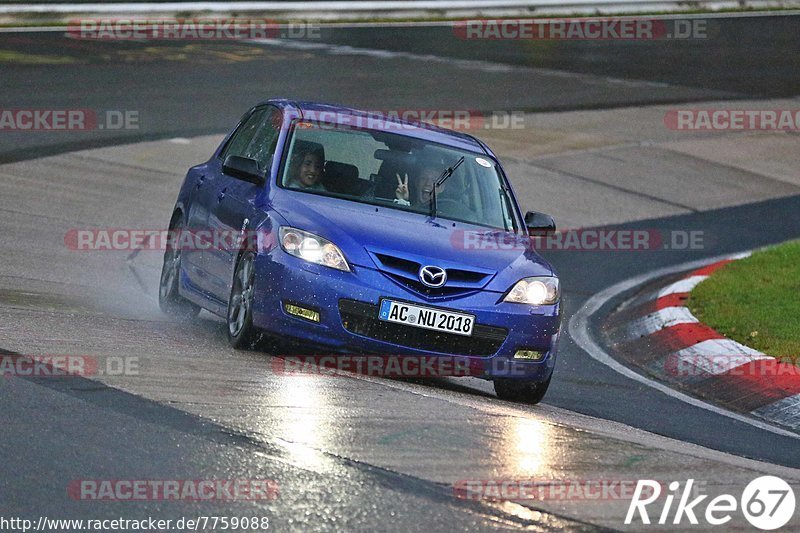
221 106 281 171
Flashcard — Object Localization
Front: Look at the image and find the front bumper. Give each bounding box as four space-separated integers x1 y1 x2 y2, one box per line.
251 250 561 381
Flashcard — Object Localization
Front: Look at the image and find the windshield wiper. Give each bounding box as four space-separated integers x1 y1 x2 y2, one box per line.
430 156 465 218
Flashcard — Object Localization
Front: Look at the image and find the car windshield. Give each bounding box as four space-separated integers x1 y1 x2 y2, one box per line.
279 121 519 231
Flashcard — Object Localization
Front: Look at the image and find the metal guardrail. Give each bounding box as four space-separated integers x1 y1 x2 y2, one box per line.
1 0 798 14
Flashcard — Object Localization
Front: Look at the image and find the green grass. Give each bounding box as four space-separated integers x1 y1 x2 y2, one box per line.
688 240 800 365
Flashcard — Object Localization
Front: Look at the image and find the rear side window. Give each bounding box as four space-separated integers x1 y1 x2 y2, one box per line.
221 106 281 170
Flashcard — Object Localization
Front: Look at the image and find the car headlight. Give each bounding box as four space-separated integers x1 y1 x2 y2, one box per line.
279 227 350 271
504 276 559 305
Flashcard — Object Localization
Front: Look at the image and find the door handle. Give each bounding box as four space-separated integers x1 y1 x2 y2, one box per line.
217 188 227 202
195 175 205 189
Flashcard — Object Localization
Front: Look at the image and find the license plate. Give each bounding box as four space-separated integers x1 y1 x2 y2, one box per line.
378 299 474 336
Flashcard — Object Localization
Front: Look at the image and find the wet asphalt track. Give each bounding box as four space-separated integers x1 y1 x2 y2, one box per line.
1 15 800 530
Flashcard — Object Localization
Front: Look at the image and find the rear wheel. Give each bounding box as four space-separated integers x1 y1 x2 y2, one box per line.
158 214 201 320
227 252 260 349
493 375 551 404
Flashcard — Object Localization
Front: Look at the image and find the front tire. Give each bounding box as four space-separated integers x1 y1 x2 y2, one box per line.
494 375 551 404
158 215 201 320
227 252 260 349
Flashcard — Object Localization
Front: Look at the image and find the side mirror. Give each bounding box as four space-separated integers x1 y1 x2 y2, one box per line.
524 211 556 235
223 155 265 186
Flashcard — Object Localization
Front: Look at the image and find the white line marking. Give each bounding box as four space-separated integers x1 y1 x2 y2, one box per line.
657 274 708 297
249 38 674 87
2 2 799 15
730 250 754 260
568 252 800 440
0 0 678 14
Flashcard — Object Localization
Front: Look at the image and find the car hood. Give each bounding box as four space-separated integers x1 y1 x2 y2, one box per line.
272 192 555 291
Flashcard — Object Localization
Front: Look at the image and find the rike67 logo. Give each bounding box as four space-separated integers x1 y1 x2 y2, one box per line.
626 476 796 530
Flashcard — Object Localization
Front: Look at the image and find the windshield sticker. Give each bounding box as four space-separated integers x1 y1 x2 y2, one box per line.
475 157 492 168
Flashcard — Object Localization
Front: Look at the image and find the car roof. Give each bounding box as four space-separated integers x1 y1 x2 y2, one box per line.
263 99 492 155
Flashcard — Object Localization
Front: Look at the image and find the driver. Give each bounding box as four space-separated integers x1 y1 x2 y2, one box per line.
393 166 445 207
393 163 476 222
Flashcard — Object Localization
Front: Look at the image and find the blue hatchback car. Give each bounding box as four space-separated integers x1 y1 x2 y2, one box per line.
160 100 561 402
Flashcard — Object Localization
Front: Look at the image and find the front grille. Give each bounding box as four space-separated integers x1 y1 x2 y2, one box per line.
446 268 488 283
385 273 481 298
374 253 418 273
370 250 494 299
338 299 507 357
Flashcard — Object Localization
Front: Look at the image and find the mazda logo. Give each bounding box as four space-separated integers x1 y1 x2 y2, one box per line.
419 265 447 288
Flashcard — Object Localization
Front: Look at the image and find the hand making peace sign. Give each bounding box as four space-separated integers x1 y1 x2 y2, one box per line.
395 173 409 202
